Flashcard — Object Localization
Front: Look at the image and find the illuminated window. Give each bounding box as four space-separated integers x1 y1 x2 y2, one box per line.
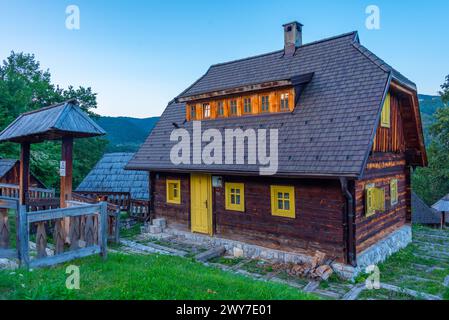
243 98 252 114
280 93 290 111
190 105 196 120
217 101 224 117
390 179 398 206
225 183 244 212
202 103 211 119
166 179 181 204
381 93 391 128
230 100 238 115
270 186 295 218
261 95 270 113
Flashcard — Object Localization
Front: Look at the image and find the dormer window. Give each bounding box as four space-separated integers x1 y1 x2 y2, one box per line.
280 93 290 111
230 100 238 115
243 97 252 114
261 95 270 113
190 105 196 120
202 103 211 119
217 101 224 117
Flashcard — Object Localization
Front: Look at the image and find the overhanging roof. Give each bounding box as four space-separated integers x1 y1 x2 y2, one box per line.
0 100 106 143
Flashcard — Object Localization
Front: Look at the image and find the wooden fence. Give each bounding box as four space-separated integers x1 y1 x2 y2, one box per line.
0 183 55 199
22 201 108 268
0 196 111 268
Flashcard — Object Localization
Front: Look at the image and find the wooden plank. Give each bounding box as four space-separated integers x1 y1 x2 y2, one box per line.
17 204 29 268
35 222 47 258
29 246 101 268
27 204 101 223
99 202 108 259
0 208 9 249
61 137 73 241
0 197 19 210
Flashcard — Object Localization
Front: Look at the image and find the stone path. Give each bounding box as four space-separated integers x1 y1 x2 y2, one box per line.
117 227 449 300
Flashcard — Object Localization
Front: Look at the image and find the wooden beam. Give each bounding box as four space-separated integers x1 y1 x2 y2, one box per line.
61 137 73 241
19 142 30 206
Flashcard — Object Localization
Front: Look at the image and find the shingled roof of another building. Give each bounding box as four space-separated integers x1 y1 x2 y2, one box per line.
0 100 106 143
0 159 17 178
412 192 441 225
76 153 149 200
127 31 420 177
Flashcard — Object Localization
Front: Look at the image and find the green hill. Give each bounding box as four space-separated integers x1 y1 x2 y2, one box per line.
418 94 445 145
96 116 160 152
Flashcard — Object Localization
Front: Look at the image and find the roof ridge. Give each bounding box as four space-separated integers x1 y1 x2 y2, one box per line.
20 99 77 117
209 31 358 68
351 42 391 73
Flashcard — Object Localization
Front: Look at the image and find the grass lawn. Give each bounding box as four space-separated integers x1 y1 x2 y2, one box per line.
0 253 317 300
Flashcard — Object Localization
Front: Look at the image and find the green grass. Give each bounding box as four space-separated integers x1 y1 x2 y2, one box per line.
0 253 317 300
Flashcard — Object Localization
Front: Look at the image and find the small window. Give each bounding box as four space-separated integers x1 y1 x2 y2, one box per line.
243 98 252 114
230 100 238 115
166 179 181 204
381 93 391 128
365 185 385 217
217 101 224 117
202 103 211 119
390 179 398 206
261 95 270 113
190 105 196 120
225 183 245 212
271 186 295 218
280 93 290 111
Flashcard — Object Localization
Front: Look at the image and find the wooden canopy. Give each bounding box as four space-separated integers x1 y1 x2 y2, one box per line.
0 100 105 144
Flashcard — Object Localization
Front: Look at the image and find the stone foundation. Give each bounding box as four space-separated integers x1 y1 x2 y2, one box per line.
157 224 412 280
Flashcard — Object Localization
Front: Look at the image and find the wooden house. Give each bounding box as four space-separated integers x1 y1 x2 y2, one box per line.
127 22 427 270
0 158 52 198
76 153 149 218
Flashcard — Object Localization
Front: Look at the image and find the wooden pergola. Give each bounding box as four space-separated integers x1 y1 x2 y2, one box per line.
0 100 106 258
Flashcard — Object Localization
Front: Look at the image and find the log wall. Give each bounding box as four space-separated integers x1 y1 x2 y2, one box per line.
153 173 347 262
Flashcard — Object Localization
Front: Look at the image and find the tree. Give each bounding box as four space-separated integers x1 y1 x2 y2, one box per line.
413 75 449 204
0 51 107 189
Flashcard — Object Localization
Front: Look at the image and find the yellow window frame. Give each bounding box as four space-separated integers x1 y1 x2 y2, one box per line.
390 179 398 206
166 179 181 204
271 185 295 218
225 183 245 212
366 184 385 217
381 93 391 128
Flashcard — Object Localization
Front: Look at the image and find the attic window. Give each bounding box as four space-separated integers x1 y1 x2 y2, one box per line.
217 101 224 117
243 98 252 114
230 100 238 115
190 105 196 120
381 93 391 128
202 103 211 119
260 95 270 113
280 93 290 111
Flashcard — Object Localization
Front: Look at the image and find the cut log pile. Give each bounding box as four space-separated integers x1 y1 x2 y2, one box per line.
272 251 334 281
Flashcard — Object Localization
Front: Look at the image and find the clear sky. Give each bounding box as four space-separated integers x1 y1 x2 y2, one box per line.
1 0 448 118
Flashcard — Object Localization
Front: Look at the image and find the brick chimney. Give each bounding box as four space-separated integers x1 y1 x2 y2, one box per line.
283 21 303 57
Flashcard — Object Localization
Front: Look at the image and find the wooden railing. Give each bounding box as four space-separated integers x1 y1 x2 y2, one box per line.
74 191 130 210
130 199 150 221
22 201 108 268
0 183 55 199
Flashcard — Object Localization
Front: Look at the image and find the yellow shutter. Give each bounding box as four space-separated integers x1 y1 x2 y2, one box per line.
390 179 398 205
381 93 391 128
366 187 375 217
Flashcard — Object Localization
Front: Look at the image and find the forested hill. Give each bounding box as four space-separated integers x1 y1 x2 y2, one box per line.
418 94 444 145
96 116 160 152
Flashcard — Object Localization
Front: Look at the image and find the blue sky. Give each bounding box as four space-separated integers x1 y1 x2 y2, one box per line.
1 0 448 117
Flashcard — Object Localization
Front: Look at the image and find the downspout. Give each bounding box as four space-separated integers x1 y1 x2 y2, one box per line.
340 177 357 267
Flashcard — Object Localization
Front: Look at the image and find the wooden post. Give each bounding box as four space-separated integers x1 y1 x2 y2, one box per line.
0 208 9 249
16 143 30 264
61 137 73 242
99 202 108 260
17 204 29 268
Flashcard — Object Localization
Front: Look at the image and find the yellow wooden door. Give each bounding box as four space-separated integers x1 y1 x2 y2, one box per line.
190 174 212 235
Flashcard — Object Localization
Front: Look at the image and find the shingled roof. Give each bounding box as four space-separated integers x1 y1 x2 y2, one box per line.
0 100 106 143
412 192 441 225
76 153 148 200
127 31 418 178
0 159 17 178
